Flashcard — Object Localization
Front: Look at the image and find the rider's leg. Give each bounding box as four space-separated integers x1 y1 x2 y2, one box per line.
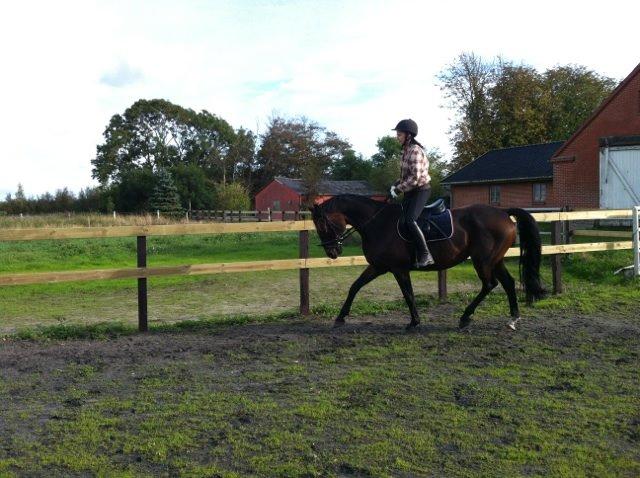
402 188 434 267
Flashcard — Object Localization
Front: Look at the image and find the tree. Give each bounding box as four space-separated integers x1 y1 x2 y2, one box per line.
254 116 351 197
489 63 547 147
438 52 497 171
228 127 256 188
542 65 617 140
149 168 184 215
91 99 236 186
370 136 402 168
368 136 403 191
113 168 156 213
213 182 250 210
425 149 449 200
438 54 617 171
330 149 372 180
172 163 215 210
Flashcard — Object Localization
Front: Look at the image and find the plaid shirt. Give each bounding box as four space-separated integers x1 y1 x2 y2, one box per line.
394 143 430 193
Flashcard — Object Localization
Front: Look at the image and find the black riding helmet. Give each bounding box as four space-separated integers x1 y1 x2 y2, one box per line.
392 119 418 137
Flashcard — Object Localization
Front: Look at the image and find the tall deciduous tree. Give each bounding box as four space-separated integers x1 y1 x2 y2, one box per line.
255 116 351 203
92 99 236 186
438 53 616 171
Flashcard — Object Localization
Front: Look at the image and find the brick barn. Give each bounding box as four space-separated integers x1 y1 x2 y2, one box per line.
254 176 386 212
442 142 563 209
443 61 640 210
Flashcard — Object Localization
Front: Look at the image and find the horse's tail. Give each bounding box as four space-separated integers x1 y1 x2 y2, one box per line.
506 208 546 304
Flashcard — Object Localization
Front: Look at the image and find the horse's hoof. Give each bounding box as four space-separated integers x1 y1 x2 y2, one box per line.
333 319 346 328
507 317 521 331
458 317 472 331
405 321 420 331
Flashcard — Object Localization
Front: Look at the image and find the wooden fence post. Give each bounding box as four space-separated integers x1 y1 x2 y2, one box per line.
137 235 148 331
299 230 310 315
438 269 447 300
551 220 563 294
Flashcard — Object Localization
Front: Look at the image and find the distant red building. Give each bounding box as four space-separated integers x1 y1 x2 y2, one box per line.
443 62 640 210
254 176 386 211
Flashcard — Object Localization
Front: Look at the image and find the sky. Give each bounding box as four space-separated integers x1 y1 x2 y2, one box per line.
0 0 639 198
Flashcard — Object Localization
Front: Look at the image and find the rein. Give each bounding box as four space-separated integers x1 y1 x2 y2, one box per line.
317 199 392 247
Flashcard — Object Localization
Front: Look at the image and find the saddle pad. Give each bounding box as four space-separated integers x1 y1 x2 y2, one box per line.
417 209 453 242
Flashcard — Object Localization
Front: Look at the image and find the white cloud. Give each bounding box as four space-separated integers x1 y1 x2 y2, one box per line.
0 0 638 197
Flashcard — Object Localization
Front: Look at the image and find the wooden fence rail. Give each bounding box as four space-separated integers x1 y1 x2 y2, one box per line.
0 209 635 331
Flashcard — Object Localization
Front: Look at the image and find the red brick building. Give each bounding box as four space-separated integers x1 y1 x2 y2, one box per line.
442 142 563 208
254 176 385 211
443 62 640 210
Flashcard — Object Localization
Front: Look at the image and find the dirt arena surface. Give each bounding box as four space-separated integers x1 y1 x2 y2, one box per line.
1 305 639 477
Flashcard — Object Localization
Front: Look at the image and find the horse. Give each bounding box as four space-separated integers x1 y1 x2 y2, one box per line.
309 194 546 330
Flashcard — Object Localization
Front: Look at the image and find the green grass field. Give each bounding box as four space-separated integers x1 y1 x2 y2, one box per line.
0 229 637 334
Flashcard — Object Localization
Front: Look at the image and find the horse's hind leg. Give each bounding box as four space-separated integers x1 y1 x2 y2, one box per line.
494 260 521 330
392 269 420 329
459 259 498 330
335 265 385 327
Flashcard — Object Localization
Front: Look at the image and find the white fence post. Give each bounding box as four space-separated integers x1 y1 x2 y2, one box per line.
633 206 640 277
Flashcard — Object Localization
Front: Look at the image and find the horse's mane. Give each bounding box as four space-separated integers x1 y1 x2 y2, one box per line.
320 194 388 214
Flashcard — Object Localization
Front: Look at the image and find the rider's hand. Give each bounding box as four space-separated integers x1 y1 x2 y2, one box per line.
389 185 398 199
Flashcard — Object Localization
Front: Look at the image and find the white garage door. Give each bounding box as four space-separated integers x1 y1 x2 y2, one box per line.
600 145 640 209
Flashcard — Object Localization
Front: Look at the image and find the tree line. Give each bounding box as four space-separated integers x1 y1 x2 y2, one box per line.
0 53 616 215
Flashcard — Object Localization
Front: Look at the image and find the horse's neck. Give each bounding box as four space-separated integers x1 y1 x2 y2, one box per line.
336 198 382 231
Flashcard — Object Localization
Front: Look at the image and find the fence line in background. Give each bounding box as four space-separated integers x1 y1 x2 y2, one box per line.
0 208 636 331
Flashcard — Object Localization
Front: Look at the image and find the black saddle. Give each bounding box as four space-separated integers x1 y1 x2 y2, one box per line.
423 198 446 217
399 198 453 242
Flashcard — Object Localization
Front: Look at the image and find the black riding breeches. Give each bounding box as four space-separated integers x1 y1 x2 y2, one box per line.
402 188 431 224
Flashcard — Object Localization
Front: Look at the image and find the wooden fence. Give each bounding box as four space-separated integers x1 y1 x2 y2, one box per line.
189 209 311 222
0 209 636 332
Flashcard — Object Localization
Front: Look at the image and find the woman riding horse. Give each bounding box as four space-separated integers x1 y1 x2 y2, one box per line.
310 127 547 330
390 119 435 268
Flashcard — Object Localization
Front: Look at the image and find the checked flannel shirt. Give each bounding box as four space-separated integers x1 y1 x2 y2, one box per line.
394 143 431 193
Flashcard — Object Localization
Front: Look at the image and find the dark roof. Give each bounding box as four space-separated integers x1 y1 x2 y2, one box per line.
442 141 565 185
552 62 640 160
274 176 383 196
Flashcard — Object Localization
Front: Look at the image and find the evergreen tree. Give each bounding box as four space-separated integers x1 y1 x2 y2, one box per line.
149 168 184 215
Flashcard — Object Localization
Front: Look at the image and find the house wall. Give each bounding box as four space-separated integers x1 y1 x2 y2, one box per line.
255 181 388 211
254 181 301 211
552 66 640 209
450 181 558 208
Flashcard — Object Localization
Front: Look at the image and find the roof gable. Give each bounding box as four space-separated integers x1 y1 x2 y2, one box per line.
442 141 564 185
552 62 640 159
274 176 383 196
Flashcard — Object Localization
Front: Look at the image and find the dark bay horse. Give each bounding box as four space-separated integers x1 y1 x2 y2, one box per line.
309 194 546 330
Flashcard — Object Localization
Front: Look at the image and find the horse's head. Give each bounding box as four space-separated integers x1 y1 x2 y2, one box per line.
309 203 346 259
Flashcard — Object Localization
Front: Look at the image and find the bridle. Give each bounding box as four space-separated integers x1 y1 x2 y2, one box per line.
316 199 392 248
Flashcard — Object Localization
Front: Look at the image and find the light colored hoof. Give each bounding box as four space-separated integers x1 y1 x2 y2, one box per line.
507 317 521 330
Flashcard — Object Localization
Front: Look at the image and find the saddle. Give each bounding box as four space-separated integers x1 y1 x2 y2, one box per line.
399 198 453 242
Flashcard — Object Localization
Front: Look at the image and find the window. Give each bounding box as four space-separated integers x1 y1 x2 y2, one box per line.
489 185 501 204
533 183 547 203
272 200 281 211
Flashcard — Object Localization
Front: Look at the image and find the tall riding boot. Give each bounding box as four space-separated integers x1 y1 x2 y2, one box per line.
407 221 435 267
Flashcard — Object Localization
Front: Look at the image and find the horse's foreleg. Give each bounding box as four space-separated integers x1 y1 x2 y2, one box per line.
392 270 420 329
335 265 385 326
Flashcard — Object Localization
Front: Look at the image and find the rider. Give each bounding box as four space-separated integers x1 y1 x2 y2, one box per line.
389 119 435 267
